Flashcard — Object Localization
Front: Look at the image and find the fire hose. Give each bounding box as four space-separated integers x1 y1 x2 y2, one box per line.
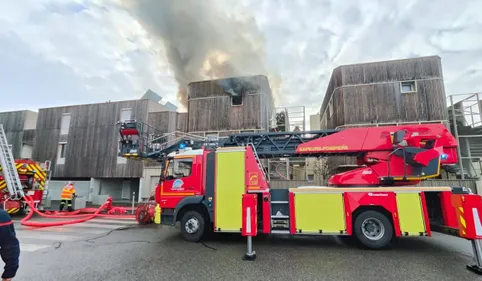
20 195 135 228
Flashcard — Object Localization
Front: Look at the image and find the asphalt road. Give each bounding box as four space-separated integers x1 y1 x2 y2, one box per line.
13 224 482 281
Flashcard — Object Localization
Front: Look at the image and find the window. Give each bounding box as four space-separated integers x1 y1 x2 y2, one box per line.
60 113 71 135
120 108 132 122
166 158 193 179
57 142 67 164
400 81 417 93
117 141 127 164
205 132 218 141
231 96 243 106
307 174 314 182
21 144 33 159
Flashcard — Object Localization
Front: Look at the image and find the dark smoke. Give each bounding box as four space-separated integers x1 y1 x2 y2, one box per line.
217 77 253 97
120 0 280 109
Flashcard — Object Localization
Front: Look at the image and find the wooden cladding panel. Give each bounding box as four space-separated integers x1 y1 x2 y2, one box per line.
176 113 188 132
33 100 150 178
340 56 443 85
0 111 27 158
148 111 177 133
188 75 270 99
320 56 447 130
187 75 273 132
187 95 263 132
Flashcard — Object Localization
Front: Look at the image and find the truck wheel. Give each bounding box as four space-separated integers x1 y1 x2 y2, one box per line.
354 210 393 249
180 210 205 242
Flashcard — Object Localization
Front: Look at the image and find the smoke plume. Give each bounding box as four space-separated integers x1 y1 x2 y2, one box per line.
120 0 280 109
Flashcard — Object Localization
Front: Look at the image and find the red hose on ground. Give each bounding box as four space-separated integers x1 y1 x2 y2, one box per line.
20 196 135 228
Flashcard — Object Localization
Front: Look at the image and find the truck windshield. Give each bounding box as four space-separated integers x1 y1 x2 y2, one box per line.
166 158 193 179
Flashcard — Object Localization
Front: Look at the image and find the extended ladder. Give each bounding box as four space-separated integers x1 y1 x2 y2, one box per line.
0 124 24 200
247 142 269 182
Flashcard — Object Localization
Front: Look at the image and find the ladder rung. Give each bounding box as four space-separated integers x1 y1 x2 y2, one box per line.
271 215 289 219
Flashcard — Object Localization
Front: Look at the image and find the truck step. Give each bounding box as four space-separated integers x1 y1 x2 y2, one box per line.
271 201 288 204
271 215 289 219
271 230 290 234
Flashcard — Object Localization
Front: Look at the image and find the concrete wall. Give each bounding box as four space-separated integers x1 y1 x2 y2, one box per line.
97 178 139 201
46 180 91 200
45 178 139 204
139 166 162 201
23 110 38 130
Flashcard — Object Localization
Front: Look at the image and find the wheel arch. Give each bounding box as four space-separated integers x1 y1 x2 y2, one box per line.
352 205 395 235
174 196 211 222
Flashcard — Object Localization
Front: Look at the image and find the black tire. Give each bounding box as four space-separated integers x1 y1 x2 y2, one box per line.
180 210 206 242
353 210 393 249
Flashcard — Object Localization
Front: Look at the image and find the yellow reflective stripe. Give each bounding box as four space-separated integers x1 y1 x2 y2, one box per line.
7 208 20 214
34 164 47 178
460 215 467 228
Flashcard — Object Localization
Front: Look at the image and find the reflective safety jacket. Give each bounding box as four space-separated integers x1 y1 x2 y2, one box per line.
0 209 20 279
60 184 76 200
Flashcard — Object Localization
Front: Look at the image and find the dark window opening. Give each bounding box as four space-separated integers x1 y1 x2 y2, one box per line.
59 143 67 158
231 96 243 106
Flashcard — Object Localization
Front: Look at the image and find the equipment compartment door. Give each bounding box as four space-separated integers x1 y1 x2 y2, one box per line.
294 193 346 234
215 149 245 232
396 192 426 235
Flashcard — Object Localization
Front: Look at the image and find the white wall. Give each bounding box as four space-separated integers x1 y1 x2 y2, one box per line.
46 180 91 200
23 110 38 130
45 178 139 203
20 144 32 159
139 166 162 201
309 113 320 130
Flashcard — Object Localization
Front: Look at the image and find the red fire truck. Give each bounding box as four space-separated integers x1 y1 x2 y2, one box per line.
118 121 482 274
0 159 49 214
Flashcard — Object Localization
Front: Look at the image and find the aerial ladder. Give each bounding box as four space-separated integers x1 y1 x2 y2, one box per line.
0 124 25 201
118 120 458 186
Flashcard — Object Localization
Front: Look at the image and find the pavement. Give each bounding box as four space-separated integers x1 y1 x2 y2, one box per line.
7 218 482 281
12 216 137 253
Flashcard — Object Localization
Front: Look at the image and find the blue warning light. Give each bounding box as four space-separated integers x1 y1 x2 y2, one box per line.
179 143 187 149
440 153 448 160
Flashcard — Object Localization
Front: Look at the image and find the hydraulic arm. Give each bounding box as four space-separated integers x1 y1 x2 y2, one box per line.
117 121 458 187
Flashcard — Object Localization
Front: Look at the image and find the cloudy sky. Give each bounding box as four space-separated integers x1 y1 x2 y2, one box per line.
0 0 481 117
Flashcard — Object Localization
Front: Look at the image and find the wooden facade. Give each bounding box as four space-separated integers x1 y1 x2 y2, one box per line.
0 110 37 159
320 55 448 129
319 56 448 175
187 75 274 132
32 99 176 179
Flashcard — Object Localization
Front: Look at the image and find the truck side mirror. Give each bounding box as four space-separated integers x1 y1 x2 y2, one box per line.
393 130 406 144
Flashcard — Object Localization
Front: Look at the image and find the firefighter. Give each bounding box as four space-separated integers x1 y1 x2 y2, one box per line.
0 206 20 281
59 181 77 212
